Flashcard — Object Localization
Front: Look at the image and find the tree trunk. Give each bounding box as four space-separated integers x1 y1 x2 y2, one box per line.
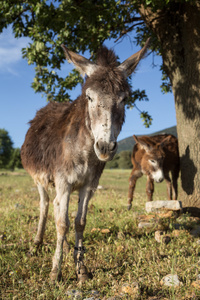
138 2 200 210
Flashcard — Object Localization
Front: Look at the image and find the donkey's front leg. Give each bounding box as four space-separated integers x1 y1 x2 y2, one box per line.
127 170 142 210
50 182 71 282
74 186 94 282
146 176 154 201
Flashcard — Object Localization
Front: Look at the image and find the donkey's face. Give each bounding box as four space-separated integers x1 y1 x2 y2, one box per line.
62 40 150 161
134 135 172 183
142 148 165 183
85 87 127 161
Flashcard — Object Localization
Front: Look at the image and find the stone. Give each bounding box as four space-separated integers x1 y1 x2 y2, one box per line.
145 200 182 213
91 228 101 233
87 290 100 298
66 289 82 299
97 185 104 189
155 231 171 244
101 229 110 234
138 222 154 229
120 281 140 297
160 274 181 287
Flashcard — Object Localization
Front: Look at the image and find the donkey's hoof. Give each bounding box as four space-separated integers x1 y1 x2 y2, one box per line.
50 270 62 283
127 203 132 210
77 265 89 283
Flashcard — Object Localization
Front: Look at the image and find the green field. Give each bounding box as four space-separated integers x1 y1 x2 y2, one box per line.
0 170 200 299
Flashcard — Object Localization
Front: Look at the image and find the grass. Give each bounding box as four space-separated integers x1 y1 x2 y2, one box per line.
0 169 200 299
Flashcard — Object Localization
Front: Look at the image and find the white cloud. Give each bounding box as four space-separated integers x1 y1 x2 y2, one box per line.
0 26 29 74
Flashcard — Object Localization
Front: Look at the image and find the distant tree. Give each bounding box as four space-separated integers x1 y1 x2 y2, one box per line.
8 148 23 170
106 151 132 169
1 0 200 207
0 129 13 169
106 154 120 169
118 151 132 169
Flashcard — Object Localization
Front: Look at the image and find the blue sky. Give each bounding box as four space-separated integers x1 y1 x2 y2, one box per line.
0 27 176 149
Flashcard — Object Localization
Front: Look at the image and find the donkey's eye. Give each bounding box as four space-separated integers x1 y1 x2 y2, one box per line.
87 95 93 102
150 159 156 164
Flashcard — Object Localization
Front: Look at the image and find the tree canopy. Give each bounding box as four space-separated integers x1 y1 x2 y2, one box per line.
0 0 166 126
0 0 193 101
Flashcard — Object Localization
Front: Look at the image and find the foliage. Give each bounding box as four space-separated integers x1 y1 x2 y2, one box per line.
0 0 197 126
8 148 23 170
0 170 200 299
0 129 23 170
0 129 13 169
0 0 160 125
106 150 132 169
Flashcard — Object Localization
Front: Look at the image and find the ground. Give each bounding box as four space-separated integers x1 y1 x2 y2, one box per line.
0 169 200 299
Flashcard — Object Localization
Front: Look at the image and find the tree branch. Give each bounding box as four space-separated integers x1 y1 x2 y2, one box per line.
114 21 144 43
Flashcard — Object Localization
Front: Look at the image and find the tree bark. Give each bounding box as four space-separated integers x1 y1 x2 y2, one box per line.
138 2 200 209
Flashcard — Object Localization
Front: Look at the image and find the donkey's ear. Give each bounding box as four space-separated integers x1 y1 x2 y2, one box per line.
61 45 99 77
118 38 150 77
160 135 171 148
134 135 153 152
133 135 138 143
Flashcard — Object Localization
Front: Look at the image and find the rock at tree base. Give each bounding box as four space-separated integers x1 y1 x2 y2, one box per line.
145 200 182 213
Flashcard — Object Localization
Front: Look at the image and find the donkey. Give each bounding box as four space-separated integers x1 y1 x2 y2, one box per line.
21 39 150 282
127 134 180 210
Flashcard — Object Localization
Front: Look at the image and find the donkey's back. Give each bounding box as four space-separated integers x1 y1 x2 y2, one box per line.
21 102 69 172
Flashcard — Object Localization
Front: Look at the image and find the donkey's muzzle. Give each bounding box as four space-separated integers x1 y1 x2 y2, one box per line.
95 141 117 161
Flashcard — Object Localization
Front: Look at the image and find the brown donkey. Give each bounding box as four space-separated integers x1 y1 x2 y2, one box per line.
21 40 150 282
127 134 180 210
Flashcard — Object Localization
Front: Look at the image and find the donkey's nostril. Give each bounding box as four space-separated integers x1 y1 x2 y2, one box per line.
109 141 117 152
96 141 117 154
96 141 106 153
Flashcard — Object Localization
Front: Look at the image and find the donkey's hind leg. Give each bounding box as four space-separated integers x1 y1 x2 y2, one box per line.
164 173 172 200
172 168 179 200
34 183 50 246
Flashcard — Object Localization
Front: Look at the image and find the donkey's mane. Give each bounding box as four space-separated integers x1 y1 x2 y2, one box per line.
84 46 130 95
96 46 119 68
